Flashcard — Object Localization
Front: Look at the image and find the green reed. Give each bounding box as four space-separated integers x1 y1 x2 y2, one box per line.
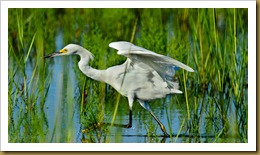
8 8 248 143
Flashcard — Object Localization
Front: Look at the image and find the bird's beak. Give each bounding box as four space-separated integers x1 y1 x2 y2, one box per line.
43 52 62 59
44 49 67 59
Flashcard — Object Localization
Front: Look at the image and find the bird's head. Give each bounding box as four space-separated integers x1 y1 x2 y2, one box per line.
44 44 85 58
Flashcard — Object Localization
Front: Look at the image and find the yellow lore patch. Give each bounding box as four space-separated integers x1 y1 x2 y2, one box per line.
59 49 67 53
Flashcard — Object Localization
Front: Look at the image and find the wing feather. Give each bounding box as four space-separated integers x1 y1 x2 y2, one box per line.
109 41 194 72
109 41 194 89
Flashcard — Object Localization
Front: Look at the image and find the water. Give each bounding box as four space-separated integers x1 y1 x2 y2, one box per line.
8 8 248 143
42 52 215 143
10 31 245 143
33 31 184 143
39 36 190 142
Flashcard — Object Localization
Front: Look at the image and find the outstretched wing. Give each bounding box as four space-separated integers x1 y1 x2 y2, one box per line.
109 41 194 89
109 41 193 73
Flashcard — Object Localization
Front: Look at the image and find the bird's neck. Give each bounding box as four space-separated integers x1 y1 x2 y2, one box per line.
77 49 106 83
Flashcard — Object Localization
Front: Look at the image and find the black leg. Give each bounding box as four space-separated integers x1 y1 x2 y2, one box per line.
125 109 132 128
103 109 132 129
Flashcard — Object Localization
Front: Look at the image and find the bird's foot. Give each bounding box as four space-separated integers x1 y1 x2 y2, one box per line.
125 123 132 128
163 133 170 137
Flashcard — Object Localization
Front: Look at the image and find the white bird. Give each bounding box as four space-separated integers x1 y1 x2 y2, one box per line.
44 41 194 137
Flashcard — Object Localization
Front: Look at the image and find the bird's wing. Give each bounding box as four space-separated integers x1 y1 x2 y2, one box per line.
109 41 194 74
109 41 194 89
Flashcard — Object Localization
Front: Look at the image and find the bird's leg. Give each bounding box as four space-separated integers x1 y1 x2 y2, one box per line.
125 109 132 128
149 110 169 137
125 96 134 128
109 109 132 128
138 100 170 137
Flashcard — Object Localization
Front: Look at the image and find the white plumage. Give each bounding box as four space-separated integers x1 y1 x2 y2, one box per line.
44 41 194 137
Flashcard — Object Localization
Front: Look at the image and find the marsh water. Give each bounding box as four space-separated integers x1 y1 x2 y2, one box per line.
8 8 248 143
36 39 197 143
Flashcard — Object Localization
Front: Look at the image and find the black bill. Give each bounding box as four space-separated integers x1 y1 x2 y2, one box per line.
43 52 61 59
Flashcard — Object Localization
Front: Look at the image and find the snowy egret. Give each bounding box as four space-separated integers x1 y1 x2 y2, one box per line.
44 41 194 137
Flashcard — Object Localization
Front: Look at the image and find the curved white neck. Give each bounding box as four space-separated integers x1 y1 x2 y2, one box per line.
77 49 106 82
